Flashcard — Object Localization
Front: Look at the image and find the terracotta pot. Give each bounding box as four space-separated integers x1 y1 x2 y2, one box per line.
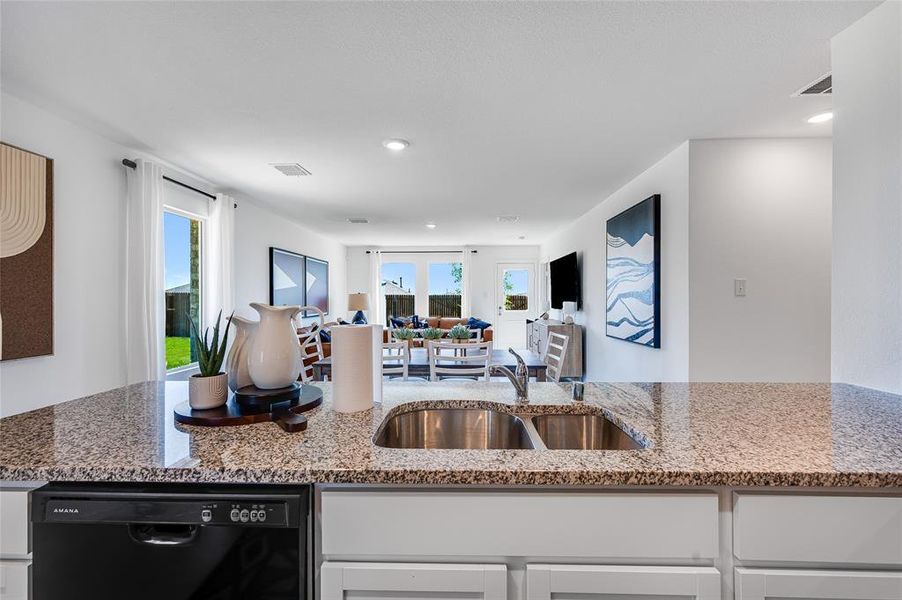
247 303 302 389
226 316 257 391
189 373 228 410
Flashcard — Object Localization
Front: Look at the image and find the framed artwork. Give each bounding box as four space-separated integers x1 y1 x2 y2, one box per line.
269 247 306 306
606 194 660 348
304 256 329 317
1 142 54 361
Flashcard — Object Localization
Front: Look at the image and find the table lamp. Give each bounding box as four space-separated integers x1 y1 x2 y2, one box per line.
348 293 371 324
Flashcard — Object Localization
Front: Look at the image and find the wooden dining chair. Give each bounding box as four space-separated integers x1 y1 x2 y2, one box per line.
382 341 410 381
427 340 493 382
544 332 570 383
296 306 326 383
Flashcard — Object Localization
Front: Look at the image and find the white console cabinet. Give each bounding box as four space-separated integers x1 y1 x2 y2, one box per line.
527 565 721 600
321 562 506 600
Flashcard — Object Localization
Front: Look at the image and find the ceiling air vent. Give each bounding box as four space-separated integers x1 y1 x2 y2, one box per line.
793 73 832 97
270 163 312 177
497 215 520 224
347 217 369 224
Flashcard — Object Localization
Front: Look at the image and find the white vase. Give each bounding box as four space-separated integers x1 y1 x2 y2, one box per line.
226 316 258 391
189 373 228 410
247 303 302 389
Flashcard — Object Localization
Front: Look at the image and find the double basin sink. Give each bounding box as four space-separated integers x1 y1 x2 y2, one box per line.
374 407 645 451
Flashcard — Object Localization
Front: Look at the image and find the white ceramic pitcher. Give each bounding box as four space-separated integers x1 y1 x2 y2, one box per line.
247 303 302 389
226 315 258 391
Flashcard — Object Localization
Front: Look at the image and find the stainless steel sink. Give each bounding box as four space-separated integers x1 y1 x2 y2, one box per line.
531 414 644 450
374 408 535 449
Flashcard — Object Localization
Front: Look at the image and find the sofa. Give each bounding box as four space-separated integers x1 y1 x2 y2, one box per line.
383 317 493 343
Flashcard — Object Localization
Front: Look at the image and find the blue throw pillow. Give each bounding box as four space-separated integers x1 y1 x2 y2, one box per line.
467 317 492 331
390 316 411 329
319 330 332 343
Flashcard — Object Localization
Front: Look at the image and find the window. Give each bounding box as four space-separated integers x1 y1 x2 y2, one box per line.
503 268 529 311
381 262 416 321
164 211 202 370
428 262 462 317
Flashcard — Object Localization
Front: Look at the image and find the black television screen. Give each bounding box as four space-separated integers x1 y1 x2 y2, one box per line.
550 252 581 309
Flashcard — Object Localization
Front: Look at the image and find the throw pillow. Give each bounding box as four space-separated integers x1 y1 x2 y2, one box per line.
467 317 492 331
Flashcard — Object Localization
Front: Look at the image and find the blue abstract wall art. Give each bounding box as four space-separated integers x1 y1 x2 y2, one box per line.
606 194 661 348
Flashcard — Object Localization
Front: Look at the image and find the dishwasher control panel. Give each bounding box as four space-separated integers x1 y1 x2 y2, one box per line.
42 497 290 527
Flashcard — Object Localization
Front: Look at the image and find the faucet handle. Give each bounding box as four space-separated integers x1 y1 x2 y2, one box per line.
508 348 527 377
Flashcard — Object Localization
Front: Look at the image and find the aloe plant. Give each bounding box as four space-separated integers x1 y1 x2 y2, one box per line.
187 310 234 377
421 327 444 340
448 324 471 340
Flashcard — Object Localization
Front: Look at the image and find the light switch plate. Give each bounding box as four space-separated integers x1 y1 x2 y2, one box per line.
734 278 747 297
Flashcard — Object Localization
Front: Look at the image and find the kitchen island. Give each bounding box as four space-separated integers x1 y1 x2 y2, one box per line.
2 381 901 600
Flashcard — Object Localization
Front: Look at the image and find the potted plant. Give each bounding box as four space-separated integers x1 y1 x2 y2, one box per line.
391 327 417 349
421 327 444 341
449 324 472 342
187 310 233 410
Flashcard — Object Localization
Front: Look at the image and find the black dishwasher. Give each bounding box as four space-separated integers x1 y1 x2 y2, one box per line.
31 483 310 600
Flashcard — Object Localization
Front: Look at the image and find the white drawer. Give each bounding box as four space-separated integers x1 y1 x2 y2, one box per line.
0 560 30 600
0 491 30 559
734 493 902 566
321 489 718 560
736 567 902 600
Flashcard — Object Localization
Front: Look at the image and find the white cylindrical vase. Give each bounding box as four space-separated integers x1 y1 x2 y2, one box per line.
247 303 302 389
331 324 382 413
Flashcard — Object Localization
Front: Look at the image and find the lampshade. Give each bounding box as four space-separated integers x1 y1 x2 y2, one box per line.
562 301 577 315
347 293 371 312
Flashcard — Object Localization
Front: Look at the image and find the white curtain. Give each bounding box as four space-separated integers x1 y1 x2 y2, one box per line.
203 193 236 330
125 159 165 383
369 250 383 325
460 247 472 317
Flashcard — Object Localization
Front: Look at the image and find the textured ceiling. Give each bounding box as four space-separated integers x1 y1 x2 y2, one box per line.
1 1 872 245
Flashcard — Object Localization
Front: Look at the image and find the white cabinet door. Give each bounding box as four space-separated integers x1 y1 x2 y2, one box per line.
736 568 902 600
0 560 30 600
527 564 720 600
321 562 506 600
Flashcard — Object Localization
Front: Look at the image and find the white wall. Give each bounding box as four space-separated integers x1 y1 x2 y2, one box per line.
541 143 691 382
831 0 902 395
234 200 347 323
0 92 348 416
346 244 541 324
1 92 128 417
689 138 832 382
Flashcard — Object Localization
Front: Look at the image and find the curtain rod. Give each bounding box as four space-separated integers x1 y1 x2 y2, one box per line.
366 250 477 254
122 158 217 201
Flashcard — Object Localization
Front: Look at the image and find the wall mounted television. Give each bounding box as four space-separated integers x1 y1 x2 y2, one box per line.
550 251 581 309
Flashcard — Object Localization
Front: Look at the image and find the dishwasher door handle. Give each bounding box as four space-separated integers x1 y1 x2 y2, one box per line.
128 523 199 546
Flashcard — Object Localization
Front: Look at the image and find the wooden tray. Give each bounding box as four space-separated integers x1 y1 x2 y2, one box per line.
174 383 323 432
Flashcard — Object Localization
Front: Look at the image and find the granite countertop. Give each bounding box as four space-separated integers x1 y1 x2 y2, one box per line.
1 381 901 487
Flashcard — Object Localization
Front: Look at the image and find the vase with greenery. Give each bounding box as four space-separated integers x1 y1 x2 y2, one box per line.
187 310 233 410
421 327 444 341
448 324 472 342
391 327 417 349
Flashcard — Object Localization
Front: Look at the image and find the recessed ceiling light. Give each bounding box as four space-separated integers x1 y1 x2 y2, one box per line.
383 139 410 151
425 222 437 229
807 112 833 124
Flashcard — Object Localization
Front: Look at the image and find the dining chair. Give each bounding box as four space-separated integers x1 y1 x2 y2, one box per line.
382 341 410 381
428 340 493 382
296 306 326 383
544 332 570 383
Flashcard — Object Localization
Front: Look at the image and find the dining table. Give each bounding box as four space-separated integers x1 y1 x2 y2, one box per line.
311 347 548 382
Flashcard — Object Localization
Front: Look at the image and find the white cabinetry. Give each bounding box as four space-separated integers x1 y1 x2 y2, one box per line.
527 564 721 600
321 562 506 600
0 487 37 600
735 568 902 600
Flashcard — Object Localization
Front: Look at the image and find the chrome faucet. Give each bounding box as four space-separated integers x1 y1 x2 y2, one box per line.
490 348 529 403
